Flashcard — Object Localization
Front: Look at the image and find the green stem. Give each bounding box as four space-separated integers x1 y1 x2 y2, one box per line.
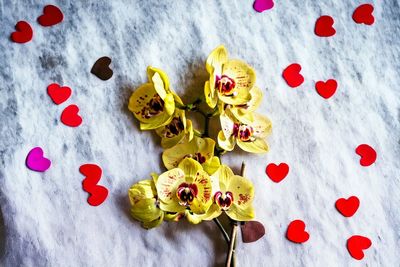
213 218 230 244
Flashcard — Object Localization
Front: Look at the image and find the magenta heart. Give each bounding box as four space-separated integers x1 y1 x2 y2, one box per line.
26 147 51 172
253 0 274 13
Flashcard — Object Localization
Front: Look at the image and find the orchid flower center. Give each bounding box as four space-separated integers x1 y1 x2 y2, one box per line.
214 191 234 210
215 75 236 95
177 183 198 205
141 94 164 119
164 117 185 137
233 123 254 142
183 153 206 164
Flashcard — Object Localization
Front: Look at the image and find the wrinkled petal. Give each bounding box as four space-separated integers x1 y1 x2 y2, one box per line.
156 168 186 213
147 66 170 93
222 59 256 94
226 175 254 208
211 165 235 192
205 80 218 108
178 158 203 183
199 203 222 221
226 204 255 221
206 45 228 75
237 138 269 153
220 111 236 139
142 212 164 229
130 198 163 222
230 108 255 124
250 113 272 138
128 179 156 205
245 86 263 113
217 131 235 151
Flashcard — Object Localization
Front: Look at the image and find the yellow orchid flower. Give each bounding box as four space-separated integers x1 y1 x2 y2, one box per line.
162 136 220 175
164 210 203 224
218 108 272 153
204 45 255 108
155 109 194 148
218 86 263 124
202 165 255 221
156 158 213 215
128 66 180 130
128 179 164 229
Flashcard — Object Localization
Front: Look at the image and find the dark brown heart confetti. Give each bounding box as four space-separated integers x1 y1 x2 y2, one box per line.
241 221 266 243
91 56 113 81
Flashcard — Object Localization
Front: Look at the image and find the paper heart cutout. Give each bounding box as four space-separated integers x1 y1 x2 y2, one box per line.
253 0 274 13
47 83 72 105
315 79 338 99
266 163 289 183
355 144 377 167
79 164 109 206
26 147 51 172
353 4 374 25
61 104 82 127
241 221 266 243
91 56 113 81
38 5 64 27
286 220 309 243
315 15 336 37
282 63 304 88
347 235 372 260
335 196 360 217
10 21 33 43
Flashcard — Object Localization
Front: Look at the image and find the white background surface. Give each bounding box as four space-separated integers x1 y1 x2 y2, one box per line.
0 0 399 266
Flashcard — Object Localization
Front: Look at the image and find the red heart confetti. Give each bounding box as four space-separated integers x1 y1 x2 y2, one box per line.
241 221 266 243
352 4 374 25
47 83 72 105
61 104 82 127
253 0 274 13
266 163 289 183
79 164 109 206
38 5 64 27
355 144 377 167
347 235 372 260
335 196 360 217
10 21 33 43
315 15 336 37
282 63 304 88
286 219 310 244
315 79 338 99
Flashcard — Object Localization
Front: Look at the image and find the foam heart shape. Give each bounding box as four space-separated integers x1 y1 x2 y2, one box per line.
282 64 304 88
79 164 109 206
61 104 82 127
10 21 33 43
241 221 266 243
315 79 338 99
38 5 64 26
91 56 113 81
47 83 72 105
347 235 372 260
266 163 289 183
26 147 51 172
315 15 336 37
335 196 360 217
353 4 374 25
253 0 274 13
355 144 377 167
286 220 309 243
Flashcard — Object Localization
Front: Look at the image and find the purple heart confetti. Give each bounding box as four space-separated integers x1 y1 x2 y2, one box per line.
253 0 274 13
26 147 51 172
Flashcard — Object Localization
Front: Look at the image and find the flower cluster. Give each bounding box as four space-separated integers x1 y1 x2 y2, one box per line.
127 45 271 229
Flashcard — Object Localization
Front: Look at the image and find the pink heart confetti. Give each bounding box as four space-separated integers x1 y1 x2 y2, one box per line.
26 147 51 172
253 0 274 13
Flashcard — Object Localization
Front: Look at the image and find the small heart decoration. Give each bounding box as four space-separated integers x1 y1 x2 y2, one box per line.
282 63 304 88
347 235 372 260
26 147 51 172
253 0 274 13
79 164 109 206
315 79 338 99
315 15 336 37
47 83 72 105
11 21 33 43
91 56 113 81
61 104 82 127
38 5 64 27
353 4 374 25
355 144 377 167
266 163 289 183
335 196 360 217
241 221 266 243
286 220 309 244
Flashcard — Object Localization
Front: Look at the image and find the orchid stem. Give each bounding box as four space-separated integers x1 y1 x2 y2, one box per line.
213 218 230 244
